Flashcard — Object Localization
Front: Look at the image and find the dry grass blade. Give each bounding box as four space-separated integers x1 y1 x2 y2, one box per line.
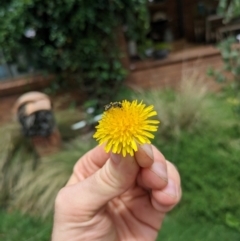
10 136 95 218
0 122 35 205
133 70 217 137
174 71 209 130
0 107 94 218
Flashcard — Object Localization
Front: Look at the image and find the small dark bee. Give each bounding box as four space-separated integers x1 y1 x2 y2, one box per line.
104 102 122 111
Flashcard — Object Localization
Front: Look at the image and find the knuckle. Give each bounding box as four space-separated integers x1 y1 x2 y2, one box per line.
97 165 124 192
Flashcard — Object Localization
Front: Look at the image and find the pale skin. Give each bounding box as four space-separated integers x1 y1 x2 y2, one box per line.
52 144 181 241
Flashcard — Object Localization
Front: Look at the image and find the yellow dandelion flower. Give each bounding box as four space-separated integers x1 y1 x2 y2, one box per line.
93 100 160 157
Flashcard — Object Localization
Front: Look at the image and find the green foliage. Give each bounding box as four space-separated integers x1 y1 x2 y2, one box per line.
156 126 240 229
158 216 240 241
210 36 240 89
209 0 240 116
1 208 240 241
218 0 240 23
218 37 240 84
0 210 52 241
0 0 149 106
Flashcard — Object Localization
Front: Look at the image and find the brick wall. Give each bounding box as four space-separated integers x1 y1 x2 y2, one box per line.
126 46 224 91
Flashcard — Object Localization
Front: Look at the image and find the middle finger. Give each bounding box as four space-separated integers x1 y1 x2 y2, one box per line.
137 145 168 190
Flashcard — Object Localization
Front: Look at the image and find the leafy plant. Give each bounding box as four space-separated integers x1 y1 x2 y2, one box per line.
209 0 240 116
0 0 149 108
218 0 240 23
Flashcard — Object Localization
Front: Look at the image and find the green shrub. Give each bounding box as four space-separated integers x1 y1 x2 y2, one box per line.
209 0 240 117
218 0 240 23
0 0 149 107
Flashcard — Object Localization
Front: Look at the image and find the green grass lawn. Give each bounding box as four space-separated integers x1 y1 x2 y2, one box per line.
158 215 240 241
0 210 52 241
1 209 239 241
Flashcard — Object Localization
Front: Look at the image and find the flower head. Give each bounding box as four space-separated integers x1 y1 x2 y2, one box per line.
93 100 160 157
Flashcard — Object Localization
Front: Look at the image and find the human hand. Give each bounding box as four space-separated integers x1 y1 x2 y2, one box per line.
52 144 181 241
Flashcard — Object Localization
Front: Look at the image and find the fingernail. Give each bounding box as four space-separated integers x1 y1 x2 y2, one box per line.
162 178 177 198
110 153 122 164
151 162 168 181
141 144 154 160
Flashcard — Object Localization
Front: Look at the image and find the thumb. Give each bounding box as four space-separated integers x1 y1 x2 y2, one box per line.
56 153 139 220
